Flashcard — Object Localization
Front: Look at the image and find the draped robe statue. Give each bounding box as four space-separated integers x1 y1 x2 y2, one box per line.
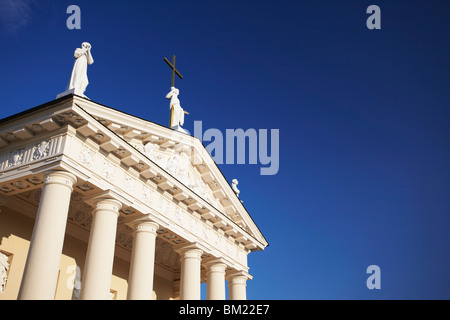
57 42 94 99
166 86 188 132
232 179 240 197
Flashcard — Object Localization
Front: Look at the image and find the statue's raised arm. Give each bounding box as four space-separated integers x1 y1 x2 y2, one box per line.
84 42 94 65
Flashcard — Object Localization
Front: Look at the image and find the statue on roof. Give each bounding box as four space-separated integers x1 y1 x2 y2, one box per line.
57 42 94 99
232 179 240 197
166 86 189 133
231 179 244 203
232 179 244 203
164 55 189 133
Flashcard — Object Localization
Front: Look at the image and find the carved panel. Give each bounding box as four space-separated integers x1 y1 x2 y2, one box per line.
0 137 62 171
139 142 223 210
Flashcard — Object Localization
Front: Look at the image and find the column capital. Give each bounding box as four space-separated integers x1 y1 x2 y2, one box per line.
43 170 77 190
128 218 159 235
226 270 253 283
175 243 204 260
204 258 228 274
227 270 252 300
84 190 127 215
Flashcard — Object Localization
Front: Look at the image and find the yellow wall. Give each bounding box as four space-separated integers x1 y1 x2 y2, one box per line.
0 207 174 300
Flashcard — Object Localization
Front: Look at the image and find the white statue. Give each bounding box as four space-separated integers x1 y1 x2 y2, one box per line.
232 179 240 197
166 87 188 133
232 179 244 203
57 42 94 99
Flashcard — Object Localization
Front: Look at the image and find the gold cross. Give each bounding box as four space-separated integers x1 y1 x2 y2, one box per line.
164 55 183 87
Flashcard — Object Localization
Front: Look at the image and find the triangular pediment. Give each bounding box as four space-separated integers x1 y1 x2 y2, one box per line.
70 96 268 249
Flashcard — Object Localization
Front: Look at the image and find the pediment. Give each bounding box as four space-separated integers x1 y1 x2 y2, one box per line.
69 96 268 249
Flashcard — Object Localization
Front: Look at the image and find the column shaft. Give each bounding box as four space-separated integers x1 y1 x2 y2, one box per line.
179 246 203 300
127 220 159 300
206 261 227 300
18 171 77 300
80 198 122 300
227 272 251 300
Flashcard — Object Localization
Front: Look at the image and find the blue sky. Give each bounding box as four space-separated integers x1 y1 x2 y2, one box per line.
1 0 450 299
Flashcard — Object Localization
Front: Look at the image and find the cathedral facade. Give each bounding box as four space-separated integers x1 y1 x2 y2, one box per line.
0 94 267 300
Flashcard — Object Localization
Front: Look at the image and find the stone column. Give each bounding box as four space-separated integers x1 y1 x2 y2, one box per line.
127 219 159 300
178 245 203 300
18 171 77 300
80 196 122 300
227 271 252 300
206 259 227 300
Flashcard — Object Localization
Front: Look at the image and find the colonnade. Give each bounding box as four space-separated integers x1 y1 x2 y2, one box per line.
17 170 250 300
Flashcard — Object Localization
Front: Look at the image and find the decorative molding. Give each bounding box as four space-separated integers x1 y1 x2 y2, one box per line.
204 259 228 274
8 149 24 167
0 136 62 172
43 171 77 189
226 270 253 288
178 246 203 261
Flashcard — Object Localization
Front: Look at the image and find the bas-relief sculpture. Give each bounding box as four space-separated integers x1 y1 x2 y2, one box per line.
1 139 56 171
139 141 222 209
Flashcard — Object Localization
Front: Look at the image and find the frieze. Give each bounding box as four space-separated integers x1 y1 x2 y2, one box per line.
0 136 62 172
